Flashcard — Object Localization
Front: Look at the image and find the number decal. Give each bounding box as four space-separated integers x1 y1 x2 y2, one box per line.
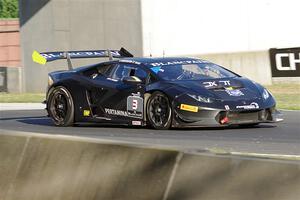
127 95 143 119
132 99 138 110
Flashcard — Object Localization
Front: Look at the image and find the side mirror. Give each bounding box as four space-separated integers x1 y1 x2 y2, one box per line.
122 76 143 84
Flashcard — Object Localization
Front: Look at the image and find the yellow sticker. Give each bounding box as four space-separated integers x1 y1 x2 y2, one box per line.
32 50 47 65
226 87 234 90
180 104 198 112
83 110 91 116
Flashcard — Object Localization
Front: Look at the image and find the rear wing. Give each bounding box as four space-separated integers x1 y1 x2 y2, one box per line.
32 47 134 69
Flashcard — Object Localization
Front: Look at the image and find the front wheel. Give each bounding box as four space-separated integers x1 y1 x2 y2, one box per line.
146 92 172 130
47 86 74 126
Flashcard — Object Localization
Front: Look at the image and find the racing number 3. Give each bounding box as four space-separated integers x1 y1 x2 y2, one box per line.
132 99 138 110
127 96 143 118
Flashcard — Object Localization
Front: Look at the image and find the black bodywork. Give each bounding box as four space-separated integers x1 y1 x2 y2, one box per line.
45 57 282 128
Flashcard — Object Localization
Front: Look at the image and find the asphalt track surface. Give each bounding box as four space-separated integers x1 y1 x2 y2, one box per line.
0 109 299 155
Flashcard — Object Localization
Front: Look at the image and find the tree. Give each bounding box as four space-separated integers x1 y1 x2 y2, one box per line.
0 0 19 18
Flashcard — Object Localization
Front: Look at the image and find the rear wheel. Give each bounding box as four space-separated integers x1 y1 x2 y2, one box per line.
47 86 74 126
146 92 172 130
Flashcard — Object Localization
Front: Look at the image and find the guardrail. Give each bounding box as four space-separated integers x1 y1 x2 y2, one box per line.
0 131 299 200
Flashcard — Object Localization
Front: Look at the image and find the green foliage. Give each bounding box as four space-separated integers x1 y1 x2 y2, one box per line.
0 0 19 18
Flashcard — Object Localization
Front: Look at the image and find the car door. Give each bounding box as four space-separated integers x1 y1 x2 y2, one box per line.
85 62 148 123
80 62 119 118
99 62 148 122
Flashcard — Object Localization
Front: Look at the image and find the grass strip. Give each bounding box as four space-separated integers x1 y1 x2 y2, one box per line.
0 93 45 103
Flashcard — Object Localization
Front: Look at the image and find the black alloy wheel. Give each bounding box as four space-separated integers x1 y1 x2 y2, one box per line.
147 91 172 130
47 86 74 126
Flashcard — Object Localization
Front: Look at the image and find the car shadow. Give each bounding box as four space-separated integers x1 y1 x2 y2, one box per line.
173 124 276 131
1 116 46 121
14 117 136 129
16 117 53 126
12 115 277 131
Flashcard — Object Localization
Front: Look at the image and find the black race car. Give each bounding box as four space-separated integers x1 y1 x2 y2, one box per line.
32 48 283 129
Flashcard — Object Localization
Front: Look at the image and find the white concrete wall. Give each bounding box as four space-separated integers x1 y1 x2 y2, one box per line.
21 0 143 92
141 0 300 56
141 0 300 84
20 0 299 92
197 51 272 85
7 67 23 93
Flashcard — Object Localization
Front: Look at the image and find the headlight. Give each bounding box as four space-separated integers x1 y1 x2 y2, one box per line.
262 89 270 100
48 76 54 87
187 94 214 103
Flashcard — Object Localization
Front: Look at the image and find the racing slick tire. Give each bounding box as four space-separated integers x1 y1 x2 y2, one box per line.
146 91 172 130
47 86 74 126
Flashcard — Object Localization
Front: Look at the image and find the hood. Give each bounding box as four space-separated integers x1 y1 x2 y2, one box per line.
168 77 262 101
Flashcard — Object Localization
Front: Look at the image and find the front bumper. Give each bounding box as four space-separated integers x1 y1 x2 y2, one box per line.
172 106 283 128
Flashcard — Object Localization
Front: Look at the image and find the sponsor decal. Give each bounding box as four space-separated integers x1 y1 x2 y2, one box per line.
225 89 244 96
269 47 300 77
83 110 91 116
105 93 144 119
203 81 217 87
219 80 230 86
236 102 259 109
41 50 121 60
105 108 128 117
127 95 143 119
150 66 164 74
132 121 142 126
224 105 230 110
180 104 199 112
131 92 141 97
203 80 231 88
150 60 205 67
107 77 118 82
120 59 141 65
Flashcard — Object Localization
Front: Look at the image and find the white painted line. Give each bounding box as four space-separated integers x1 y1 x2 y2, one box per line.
231 151 300 161
0 103 45 111
279 109 300 112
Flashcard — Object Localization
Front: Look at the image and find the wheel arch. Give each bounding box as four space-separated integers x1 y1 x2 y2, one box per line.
144 89 172 122
46 82 75 106
144 90 173 129
47 80 84 123
46 85 75 126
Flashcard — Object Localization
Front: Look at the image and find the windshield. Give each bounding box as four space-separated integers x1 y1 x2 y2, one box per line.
150 63 237 81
